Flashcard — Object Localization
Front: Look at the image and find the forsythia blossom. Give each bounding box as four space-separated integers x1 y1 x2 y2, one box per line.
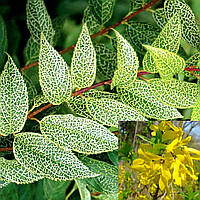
131 122 200 198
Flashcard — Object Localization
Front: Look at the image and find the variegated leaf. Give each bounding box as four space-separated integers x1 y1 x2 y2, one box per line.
149 78 198 108
86 97 146 127
152 8 168 29
0 157 43 184
80 157 118 194
164 0 200 49
117 80 183 120
95 43 117 79
75 180 91 200
0 180 9 189
143 45 185 79
191 96 200 121
13 132 97 181
130 0 151 12
111 30 139 88
125 21 160 55
26 0 55 44
82 7 101 35
0 55 28 136
71 24 96 89
97 193 118 200
143 13 181 73
40 115 118 154
39 33 72 105
88 0 115 24
29 94 48 112
67 90 119 119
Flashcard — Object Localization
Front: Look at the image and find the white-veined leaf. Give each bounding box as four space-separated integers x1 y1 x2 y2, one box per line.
0 55 28 136
82 7 101 35
86 97 146 127
26 0 55 44
191 95 200 121
71 24 96 89
39 33 72 105
40 114 118 154
143 13 181 73
164 0 200 49
0 157 43 184
117 80 183 120
80 157 118 194
0 180 9 189
143 45 185 79
29 94 48 112
97 193 118 200
111 30 139 88
129 0 151 12
88 0 115 24
148 78 199 108
67 89 119 119
152 8 168 29
13 132 97 181
75 180 91 200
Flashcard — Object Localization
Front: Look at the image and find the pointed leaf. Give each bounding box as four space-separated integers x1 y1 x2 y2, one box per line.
75 180 91 200
152 8 168 29
95 43 117 79
143 13 181 73
148 78 199 108
117 80 183 119
71 24 96 89
80 157 118 193
0 157 43 184
86 97 146 127
82 7 101 35
143 45 185 79
125 21 160 55
39 34 72 105
67 89 119 119
40 114 118 154
111 30 139 88
13 132 97 181
88 0 115 24
164 0 200 49
0 55 28 136
26 0 55 44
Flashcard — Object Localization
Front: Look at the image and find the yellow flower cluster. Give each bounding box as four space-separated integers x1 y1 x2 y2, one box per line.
131 122 200 198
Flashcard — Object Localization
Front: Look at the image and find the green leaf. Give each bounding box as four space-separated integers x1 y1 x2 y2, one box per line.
39 33 72 105
164 0 200 49
88 0 115 24
13 132 97 181
0 134 14 157
86 97 146 127
117 80 183 119
148 78 199 108
43 179 71 200
67 89 119 119
125 21 160 55
0 15 8 71
80 157 118 194
143 13 181 73
40 114 118 154
107 150 118 166
152 8 168 29
97 193 118 200
75 180 91 200
0 180 9 189
0 157 43 184
26 0 55 44
82 7 101 35
143 45 185 79
0 55 28 136
111 30 139 88
130 0 151 12
71 24 96 89
95 43 117 79
24 37 40 65
30 94 48 112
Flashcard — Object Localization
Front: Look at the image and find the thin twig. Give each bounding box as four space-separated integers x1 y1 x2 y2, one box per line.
0 147 13 152
20 0 160 71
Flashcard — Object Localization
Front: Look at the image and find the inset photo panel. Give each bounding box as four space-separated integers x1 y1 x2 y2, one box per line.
118 121 200 200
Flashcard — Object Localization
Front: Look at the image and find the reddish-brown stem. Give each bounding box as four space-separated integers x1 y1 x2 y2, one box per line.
20 0 160 71
184 67 200 72
0 147 13 152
